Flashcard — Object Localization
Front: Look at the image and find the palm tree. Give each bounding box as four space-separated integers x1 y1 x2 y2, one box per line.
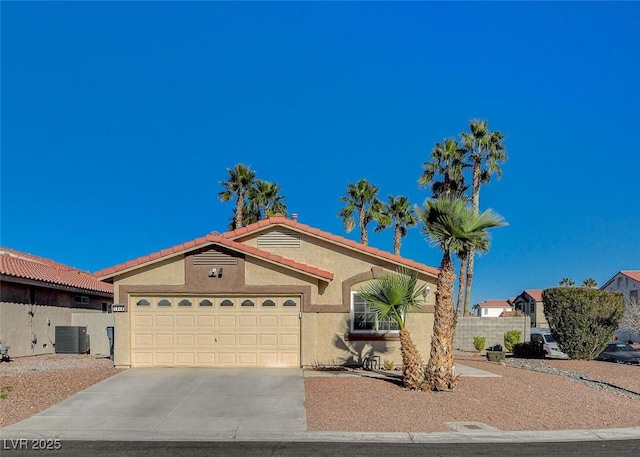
419 138 467 199
246 180 288 223
358 267 427 390
338 179 383 245
418 197 506 391
460 120 507 316
582 278 598 289
218 164 257 230
375 196 418 255
559 277 575 287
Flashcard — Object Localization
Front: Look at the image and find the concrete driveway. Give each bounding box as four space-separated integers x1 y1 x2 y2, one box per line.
2 368 306 440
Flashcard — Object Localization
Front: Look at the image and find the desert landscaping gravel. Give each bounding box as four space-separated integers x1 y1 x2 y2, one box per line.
0 354 123 428
305 355 640 433
2 353 640 434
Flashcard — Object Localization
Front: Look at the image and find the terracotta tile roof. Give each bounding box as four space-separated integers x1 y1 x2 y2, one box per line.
621 270 640 282
477 300 512 308
94 233 334 281
0 247 113 294
524 289 543 301
224 216 439 277
500 311 516 317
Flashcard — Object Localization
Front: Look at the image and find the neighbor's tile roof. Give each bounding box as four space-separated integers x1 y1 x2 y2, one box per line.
621 270 640 282
224 216 439 276
0 247 114 294
94 233 334 281
477 300 512 308
94 216 439 280
524 289 543 301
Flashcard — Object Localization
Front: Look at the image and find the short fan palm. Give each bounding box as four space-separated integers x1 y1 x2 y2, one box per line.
358 268 427 390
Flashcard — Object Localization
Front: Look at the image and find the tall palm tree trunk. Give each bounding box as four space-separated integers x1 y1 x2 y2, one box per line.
399 328 424 390
456 252 467 315
235 194 244 229
393 225 402 255
463 246 475 316
463 160 482 316
425 253 459 391
359 207 368 245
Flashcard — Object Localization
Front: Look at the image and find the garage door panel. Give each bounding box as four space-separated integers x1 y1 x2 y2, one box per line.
134 315 153 327
176 353 195 365
197 334 215 345
218 315 236 326
176 334 195 345
130 296 300 368
197 315 215 327
238 353 257 365
280 334 299 347
155 334 174 345
217 352 236 365
155 352 175 365
238 315 257 327
260 334 278 346
218 334 236 346
176 315 195 327
156 316 173 326
134 334 153 346
238 334 257 346
260 316 278 327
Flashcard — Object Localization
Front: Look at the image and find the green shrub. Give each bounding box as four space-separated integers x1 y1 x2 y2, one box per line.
486 350 505 363
503 330 522 352
513 341 544 358
543 287 625 360
472 336 486 352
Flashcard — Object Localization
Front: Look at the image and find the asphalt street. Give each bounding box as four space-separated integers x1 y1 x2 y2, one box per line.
2 439 640 457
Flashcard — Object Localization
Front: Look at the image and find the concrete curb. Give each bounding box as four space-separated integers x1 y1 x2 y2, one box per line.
2 426 639 443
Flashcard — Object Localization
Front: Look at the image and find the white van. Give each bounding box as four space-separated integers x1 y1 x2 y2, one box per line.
530 329 570 359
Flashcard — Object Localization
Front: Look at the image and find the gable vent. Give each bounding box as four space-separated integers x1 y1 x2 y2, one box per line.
193 250 238 266
257 231 301 248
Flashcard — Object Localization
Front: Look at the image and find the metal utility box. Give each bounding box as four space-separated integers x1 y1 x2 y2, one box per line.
55 326 90 354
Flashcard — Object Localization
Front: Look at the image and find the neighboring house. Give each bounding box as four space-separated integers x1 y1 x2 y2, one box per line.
512 289 547 327
0 247 114 357
95 215 439 369
600 270 640 342
473 300 513 317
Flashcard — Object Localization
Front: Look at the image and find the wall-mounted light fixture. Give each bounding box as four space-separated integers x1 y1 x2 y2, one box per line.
423 285 431 300
209 268 217 277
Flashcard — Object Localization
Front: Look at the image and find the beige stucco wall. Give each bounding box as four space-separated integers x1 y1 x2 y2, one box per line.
71 311 115 357
113 257 185 303
301 311 434 368
0 302 110 358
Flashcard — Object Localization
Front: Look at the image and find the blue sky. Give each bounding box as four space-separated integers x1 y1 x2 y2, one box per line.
2 2 639 307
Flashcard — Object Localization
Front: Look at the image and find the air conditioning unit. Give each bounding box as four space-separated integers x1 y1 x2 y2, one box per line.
55 326 90 354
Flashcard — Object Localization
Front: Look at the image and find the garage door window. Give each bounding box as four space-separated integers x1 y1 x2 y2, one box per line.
283 299 297 307
262 299 276 307
158 299 172 307
220 299 234 307
179 299 192 307
199 299 213 307
137 299 150 307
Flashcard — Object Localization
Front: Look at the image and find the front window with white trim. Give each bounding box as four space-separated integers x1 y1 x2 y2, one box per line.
351 292 399 333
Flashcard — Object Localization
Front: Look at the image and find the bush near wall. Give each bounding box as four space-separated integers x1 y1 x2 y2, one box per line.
503 330 522 352
543 287 625 360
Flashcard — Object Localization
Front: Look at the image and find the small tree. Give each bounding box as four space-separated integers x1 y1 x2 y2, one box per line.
543 288 625 360
503 330 522 352
473 336 486 352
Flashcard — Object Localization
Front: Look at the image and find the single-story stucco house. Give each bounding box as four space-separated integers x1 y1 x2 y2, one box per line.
95 216 439 368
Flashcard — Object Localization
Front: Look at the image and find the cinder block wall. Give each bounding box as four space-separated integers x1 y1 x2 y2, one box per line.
0 302 113 357
454 317 531 351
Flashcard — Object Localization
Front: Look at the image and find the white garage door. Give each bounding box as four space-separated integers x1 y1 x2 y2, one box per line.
129 296 300 367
